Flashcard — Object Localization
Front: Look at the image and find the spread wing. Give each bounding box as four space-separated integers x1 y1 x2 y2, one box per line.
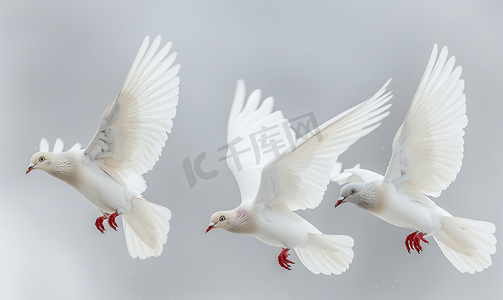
383 45 467 200
256 80 392 211
224 80 296 203
84 36 180 193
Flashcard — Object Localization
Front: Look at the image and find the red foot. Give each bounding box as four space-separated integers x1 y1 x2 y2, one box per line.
108 212 119 231
278 248 295 270
95 216 107 234
405 232 429 254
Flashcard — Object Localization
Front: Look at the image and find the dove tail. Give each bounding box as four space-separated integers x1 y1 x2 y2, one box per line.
294 233 354 275
122 197 172 259
433 216 496 273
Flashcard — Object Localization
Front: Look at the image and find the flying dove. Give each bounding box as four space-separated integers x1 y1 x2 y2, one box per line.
26 36 179 259
206 79 392 274
336 45 496 273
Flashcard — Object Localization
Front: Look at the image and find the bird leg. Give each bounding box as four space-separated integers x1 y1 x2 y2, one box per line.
278 248 295 270
108 212 119 231
94 212 119 233
405 231 429 254
95 216 107 234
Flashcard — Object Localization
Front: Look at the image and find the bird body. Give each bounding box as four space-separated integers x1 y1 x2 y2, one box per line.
74 153 134 214
26 36 179 259
207 79 392 275
208 202 356 274
354 179 448 233
217 203 309 247
336 45 496 273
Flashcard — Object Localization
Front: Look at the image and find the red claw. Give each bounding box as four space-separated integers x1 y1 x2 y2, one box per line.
95 212 119 233
108 212 119 231
278 248 295 270
405 232 429 254
95 216 107 234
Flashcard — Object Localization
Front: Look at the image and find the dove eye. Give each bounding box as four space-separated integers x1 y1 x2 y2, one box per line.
219 215 225 222
350 189 356 195
39 156 46 163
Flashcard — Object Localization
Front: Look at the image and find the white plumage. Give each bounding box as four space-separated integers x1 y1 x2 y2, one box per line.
336 45 496 274
26 36 179 259
206 79 392 275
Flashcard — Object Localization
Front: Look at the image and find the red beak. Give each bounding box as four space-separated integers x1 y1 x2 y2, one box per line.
205 225 214 233
334 198 345 208
26 165 35 174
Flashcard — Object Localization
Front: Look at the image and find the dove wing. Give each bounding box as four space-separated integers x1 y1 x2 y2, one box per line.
84 36 180 193
332 167 384 185
224 80 296 204
383 45 467 200
38 137 81 153
256 80 392 211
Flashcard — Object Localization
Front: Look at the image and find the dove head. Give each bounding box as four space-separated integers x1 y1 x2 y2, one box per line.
336 182 378 211
26 150 79 185
26 137 81 178
206 207 253 234
26 151 56 174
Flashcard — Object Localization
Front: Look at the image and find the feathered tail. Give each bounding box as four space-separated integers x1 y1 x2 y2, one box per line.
122 197 171 259
433 216 496 273
294 233 354 275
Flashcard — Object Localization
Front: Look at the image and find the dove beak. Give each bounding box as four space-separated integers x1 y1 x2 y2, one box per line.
335 196 345 208
26 163 36 174
206 222 215 233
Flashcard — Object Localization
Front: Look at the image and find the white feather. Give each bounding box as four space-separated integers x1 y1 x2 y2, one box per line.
384 45 467 199
52 138 64 153
84 35 180 194
226 80 296 203
39 138 49 152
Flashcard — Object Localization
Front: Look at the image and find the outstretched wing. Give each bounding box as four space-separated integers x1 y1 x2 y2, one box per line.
256 80 392 211
383 45 467 199
225 80 296 204
84 36 180 193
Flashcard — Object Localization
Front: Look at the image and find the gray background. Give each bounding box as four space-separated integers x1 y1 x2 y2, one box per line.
1 1 502 299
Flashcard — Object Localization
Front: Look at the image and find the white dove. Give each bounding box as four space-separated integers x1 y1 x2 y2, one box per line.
206 79 392 274
26 36 179 259
335 45 496 273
